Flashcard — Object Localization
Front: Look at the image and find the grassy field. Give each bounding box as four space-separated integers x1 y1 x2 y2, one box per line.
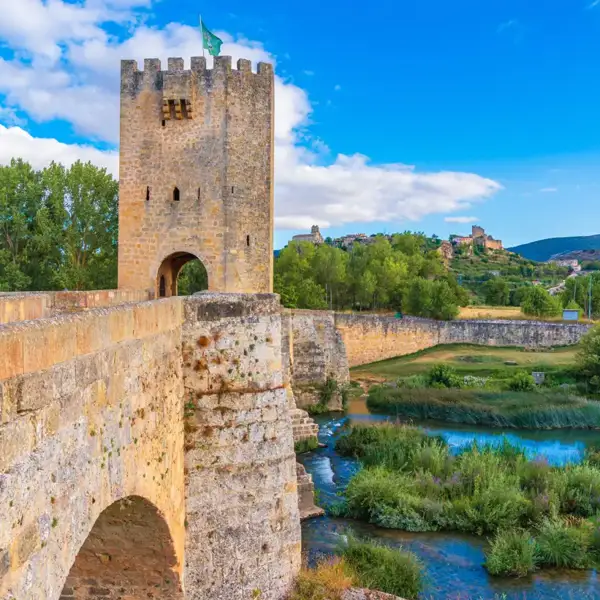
351 343 578 382
458 305 522 320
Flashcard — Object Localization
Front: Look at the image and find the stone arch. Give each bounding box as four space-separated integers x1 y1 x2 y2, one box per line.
155 251 209 298
60 496 183 599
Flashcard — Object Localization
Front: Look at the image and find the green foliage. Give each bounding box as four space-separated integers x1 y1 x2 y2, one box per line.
341 537 423 599
274 233 461 316
577 325 600 384
366 385 600 429
0 159 118 291
521 286 563 318
484 277 510 306
536 519 591 569
337 422 600 576
294 437 319 454
508 371 536 392
485 530 538 577
177 260 208 295
427 364 461 388
560 274 600 318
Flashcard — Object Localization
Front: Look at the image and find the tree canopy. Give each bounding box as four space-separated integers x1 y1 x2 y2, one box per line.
0 159 118 291
274 235 466 319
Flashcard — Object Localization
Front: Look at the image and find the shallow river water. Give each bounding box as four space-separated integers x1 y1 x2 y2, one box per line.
298 398 600 600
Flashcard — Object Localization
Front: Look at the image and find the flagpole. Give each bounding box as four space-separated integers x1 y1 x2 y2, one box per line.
200 15 205 58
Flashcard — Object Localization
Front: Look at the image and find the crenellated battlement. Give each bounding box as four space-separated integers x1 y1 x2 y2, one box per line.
120 56 273 98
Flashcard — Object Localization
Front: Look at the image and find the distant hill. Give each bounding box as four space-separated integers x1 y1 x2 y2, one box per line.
509 234 600 262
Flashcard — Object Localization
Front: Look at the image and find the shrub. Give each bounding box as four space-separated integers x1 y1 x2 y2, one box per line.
508 371 536 392
559 465 600 517
427 364 461 388
289 557 355 600
342 537 423 599
536 519 591 569
577 325 600 383
295 437 319 454
485 529 538 577
521 286 562 318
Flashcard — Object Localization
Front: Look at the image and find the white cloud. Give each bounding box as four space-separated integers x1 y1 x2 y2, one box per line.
444 216 479 224
540 187 558 193
0 124 118 173
0 3 502 230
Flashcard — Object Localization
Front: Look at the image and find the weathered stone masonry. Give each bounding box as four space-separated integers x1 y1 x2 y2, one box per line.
334 313 592 367
118 58 274 298
0 294 301 600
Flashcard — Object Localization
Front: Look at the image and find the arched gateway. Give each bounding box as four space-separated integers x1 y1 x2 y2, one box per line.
156 251 208 297
61 497 183 599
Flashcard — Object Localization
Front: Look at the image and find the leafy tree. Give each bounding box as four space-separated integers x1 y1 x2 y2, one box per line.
178 260 208 295
521 286 562 318
484 277 510 306
576 325 600 384
0 159 117 291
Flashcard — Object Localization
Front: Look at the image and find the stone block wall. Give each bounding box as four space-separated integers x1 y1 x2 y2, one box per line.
181 293 301 600
0 290 150 325
0 300 185 599
335 313 592 367
287 310 349 410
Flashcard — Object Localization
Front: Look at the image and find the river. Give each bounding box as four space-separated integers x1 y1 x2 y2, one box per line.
298 397 600 600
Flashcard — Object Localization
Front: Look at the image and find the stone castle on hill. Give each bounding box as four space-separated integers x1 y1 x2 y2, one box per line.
451 225 503 252
0 55 589 600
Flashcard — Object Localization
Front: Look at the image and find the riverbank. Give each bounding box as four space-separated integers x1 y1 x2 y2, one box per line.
366 385 600 429
299 401 600 599
335 423 600 576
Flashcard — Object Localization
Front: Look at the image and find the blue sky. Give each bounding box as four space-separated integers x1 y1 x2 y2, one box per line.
1 0 599 250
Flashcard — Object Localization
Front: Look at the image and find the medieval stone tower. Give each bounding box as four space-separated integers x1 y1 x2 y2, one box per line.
117 56 274 297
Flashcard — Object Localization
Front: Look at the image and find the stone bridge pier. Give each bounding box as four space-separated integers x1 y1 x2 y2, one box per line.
0 293 300 600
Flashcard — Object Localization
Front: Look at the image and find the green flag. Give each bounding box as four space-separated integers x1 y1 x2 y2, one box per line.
201 19 223 57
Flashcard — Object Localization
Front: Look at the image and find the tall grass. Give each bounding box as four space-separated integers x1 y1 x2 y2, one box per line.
288 540 423 600
336 423 600 576
342 537 423 599
367 385 600 429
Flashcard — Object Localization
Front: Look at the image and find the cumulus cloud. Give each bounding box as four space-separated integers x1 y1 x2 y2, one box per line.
0 124 118 173
0 1 502 230
444 216 480 224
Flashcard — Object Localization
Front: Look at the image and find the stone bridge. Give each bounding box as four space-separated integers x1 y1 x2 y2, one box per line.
1 293 592 599
1 292 300 600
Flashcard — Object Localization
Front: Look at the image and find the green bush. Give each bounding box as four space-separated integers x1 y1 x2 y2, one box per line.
295 437 319 454
508 371 536 392
485 529 538 577
427 364 461 388
337 422 600 576
536 519 591 569
342 537 423 599
521 286 562 318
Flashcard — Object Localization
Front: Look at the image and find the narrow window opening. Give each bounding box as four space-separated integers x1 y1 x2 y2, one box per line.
180 99 188 119
231 186 234 194
168 99 176 120
173 187 180 202
159 275 166 298
161 119 166 127
246 234 250 247
146 186 150 201
197 187 201 201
